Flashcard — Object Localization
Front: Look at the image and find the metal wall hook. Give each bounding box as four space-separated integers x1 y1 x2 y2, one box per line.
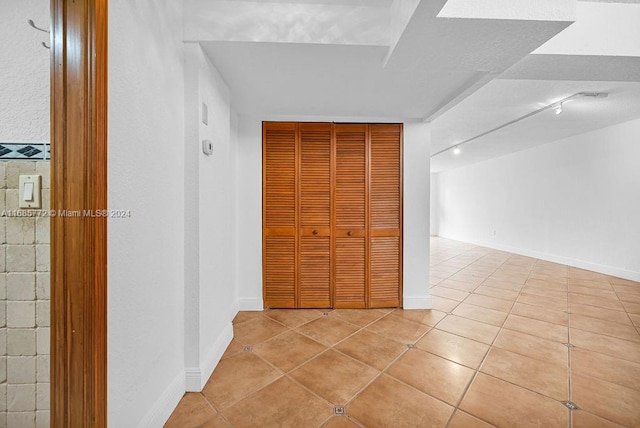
28 19 49 33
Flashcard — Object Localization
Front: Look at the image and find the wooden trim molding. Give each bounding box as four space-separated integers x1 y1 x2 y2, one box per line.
50 0 108 426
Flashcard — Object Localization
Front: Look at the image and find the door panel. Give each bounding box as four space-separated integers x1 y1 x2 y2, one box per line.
369 124 402 307
299 236 331 307
264 235 296 308
370 237 401 308
334 125 366 231
298 123 332 307
334 237 366 308
299 123 331 229
334 124 367 308
263 122 297 307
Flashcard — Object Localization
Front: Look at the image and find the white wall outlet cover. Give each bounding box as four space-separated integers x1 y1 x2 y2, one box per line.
19 174 42 209
202 140 213 156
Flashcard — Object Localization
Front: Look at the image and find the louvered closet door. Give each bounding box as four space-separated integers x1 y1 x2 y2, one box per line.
298 123 332 308
263 122 297 308
333 124 368 308
369 124 402 307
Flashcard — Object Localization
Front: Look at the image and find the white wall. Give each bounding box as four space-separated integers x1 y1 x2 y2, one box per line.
235 118 432 310
430 172 439 236
402 123 432 309
235 117 264 310
436 118 640 281
183 43 237 392
0 0 49 143
108 1 186 426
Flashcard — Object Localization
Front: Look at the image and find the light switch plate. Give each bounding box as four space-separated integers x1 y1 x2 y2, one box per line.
19 174 42 209
202 102 208 125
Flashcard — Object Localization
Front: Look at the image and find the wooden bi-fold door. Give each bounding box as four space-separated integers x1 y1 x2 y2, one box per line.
263 122 402 309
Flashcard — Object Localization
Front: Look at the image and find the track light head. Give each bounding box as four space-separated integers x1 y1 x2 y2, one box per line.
554 103 563 115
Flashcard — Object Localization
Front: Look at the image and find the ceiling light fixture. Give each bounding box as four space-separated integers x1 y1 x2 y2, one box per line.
432 92 608 158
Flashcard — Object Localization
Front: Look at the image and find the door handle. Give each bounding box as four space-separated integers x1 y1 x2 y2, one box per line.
347 231 353 237
312 230 318 235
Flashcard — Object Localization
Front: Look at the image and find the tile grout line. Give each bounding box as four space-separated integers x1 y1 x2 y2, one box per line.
229 311 421 428
443 252 538 427
190 239 640 427
606 276 640 338
565 266 573 428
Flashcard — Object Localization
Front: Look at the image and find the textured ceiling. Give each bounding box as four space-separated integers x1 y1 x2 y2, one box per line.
195 0 573 119
244 0 393 5
430 80 640 172
431 0 640 172
188 0 640 173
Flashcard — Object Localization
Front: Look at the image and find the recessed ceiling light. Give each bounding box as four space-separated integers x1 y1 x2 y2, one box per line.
453 146 461 155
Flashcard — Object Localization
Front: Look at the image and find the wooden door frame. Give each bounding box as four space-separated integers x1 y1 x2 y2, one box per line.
50 0 108 426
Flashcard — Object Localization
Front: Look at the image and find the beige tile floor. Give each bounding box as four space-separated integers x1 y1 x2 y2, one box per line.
165 237 640 427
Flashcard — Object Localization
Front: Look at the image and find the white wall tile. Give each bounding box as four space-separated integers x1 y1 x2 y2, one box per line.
0 218 6 245
41 189 49 211
7 384 36 412
0 273 6 300
35 217 49 244
2 160 50 423
7 301 36 328
5 189 20 211
36 410 49 428
6 219 36 245
0 162 6 188
35 274 49 300
36 383 49 411
7 356 36 384
36 355 49 383
35 328 48 356
0 383 6 412
6 245 35 272
7 273 36 301
0 327 5 355
36 163 49 190
7 411 36 428
36 301 49 327
7 329 36 356
35 245 49 272
0 246 5 273
6 161 36 189
0 356 5 383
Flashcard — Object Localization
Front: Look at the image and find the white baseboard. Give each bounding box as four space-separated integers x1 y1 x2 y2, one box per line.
137 371 185 428
185 322 234 392
238 297 264 311
403 295 432 310
200 322 233 388
439 234 640 282
184 368 201 392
